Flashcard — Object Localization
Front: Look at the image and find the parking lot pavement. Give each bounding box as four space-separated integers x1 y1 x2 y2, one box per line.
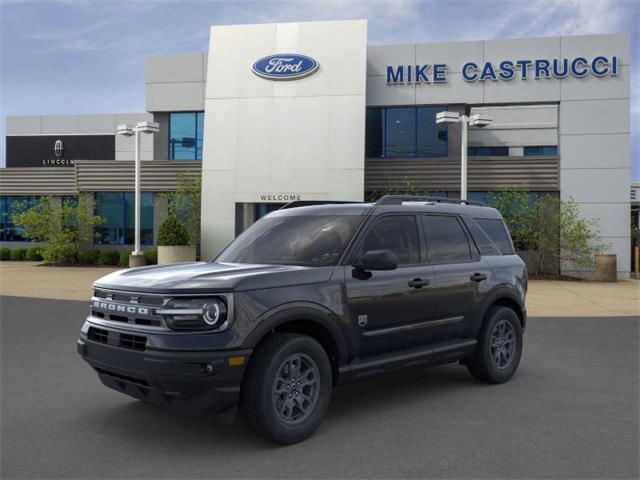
1 296 638 479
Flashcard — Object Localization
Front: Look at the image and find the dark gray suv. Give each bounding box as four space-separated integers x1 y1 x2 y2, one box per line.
78 195 527 444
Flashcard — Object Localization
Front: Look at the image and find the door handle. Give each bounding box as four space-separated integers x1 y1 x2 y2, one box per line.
408 278 430 289
470 272 488 282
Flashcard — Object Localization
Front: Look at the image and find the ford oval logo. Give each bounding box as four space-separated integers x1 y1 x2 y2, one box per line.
252 53 319 80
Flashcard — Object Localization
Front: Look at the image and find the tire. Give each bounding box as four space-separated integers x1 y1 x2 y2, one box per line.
467 306 523 384
240 333 332 445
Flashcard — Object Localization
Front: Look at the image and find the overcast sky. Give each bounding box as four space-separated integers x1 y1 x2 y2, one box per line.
1 0 638 179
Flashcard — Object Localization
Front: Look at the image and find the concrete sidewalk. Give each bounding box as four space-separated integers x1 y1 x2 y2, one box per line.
0 261 638 317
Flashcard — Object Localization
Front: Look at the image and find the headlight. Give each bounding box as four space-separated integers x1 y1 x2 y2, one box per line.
158 298 228 331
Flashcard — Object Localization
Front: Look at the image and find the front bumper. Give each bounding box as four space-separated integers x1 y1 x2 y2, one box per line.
77 333 251 415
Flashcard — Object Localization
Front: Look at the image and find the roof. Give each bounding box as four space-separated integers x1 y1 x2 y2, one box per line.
268 196 504 220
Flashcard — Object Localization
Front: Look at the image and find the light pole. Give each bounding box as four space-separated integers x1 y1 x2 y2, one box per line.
436 111 492 200
116 121 159 267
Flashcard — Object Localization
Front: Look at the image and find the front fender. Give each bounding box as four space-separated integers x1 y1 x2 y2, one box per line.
242 302 351 366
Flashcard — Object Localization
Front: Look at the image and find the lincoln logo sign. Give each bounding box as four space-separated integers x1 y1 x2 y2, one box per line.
386 55 620 84
54 139 64 158
252 54 319 80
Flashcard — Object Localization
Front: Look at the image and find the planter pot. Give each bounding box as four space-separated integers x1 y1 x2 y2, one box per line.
157 245 196 265
594 254 617 282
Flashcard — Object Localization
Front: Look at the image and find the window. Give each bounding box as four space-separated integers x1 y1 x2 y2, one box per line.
360 215 420 265
0 196 39 242
524 146 558 156
169 112 204 160
422 215 472 263
468 146 509 156
365 106 448 158
463 217 502 256
218 215 363 267
475 218 515 254
95 192 154 245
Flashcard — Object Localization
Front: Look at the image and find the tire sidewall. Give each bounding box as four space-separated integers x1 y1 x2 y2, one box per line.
480 307 523 383
259 336 332 444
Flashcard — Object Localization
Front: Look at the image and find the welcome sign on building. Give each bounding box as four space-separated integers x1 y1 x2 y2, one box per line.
386 55 620 84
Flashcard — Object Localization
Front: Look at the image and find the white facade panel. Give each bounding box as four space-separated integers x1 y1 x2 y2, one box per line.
560 168 629 203
146 82 205 112
560 99 629 135
6 116 42 134
41 115 79 134
77 114 116 134
468 128 557 147
145 53 206 83
560 134 630 169
201 20 367 258
576 203 630 239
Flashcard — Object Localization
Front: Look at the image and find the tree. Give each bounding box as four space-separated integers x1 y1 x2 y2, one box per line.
11 195 104 265
486 189 604 276
163 173 201 246
157 213 190 246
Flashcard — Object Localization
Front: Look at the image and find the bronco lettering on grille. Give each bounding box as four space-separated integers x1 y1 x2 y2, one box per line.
92 300 149 315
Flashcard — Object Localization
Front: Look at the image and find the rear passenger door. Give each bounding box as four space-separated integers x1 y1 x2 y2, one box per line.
421 214 493 341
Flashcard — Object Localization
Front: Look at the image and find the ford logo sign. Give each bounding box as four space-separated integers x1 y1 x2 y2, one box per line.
252 53 319 80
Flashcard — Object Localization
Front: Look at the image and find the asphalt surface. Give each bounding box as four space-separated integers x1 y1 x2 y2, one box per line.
1 296 638 479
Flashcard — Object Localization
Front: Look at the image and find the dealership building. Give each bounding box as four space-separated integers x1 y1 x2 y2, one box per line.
0 20 632 276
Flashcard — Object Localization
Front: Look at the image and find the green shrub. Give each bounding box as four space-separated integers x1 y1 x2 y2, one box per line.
157 214 190 246
144 249 158 265
42 244 79 265
25 246 44 261
98 249 120 266
0 248 10 261
10 195 104 266
79 249 101 265
10 248 27 261
119 250 130 267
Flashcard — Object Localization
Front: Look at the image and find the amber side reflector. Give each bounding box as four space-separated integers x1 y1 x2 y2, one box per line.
228 356 246 367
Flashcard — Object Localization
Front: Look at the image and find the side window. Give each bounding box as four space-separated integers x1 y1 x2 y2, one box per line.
476 218 515 254
360 215 420 265
422 215 472 263
463 217 502 256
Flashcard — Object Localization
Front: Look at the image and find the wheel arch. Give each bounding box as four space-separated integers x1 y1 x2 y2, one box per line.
243 303 350 382
480 288 526 331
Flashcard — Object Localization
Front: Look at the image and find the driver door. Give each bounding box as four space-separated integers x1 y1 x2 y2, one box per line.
343 214 436 357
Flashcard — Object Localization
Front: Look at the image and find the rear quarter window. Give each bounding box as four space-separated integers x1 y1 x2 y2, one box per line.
475 218 515 254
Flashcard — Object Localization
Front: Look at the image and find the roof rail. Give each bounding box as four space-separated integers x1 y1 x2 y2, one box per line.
279 200 362 210
375 195 485 207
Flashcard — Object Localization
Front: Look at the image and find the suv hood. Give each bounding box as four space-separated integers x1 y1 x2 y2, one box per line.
93 261 335 294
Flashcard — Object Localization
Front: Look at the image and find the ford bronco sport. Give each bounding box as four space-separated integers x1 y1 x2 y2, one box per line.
78 195 527 444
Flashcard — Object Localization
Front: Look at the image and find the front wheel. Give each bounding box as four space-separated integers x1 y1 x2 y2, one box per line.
467 306 523 384
240 333 332 444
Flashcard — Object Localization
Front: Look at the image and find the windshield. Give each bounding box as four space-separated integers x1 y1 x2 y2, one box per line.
217 215 364 267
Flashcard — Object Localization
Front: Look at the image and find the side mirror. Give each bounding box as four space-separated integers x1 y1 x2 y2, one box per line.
354 249 398 271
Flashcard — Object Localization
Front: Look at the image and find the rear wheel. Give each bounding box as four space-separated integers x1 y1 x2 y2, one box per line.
467 306 522 384
240 333 332 444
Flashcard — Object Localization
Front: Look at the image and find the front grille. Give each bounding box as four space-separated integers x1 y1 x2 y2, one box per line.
86 326 147 351
95 289 164 306
91 288 167 329
119 333 146 351
87 327 108 344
